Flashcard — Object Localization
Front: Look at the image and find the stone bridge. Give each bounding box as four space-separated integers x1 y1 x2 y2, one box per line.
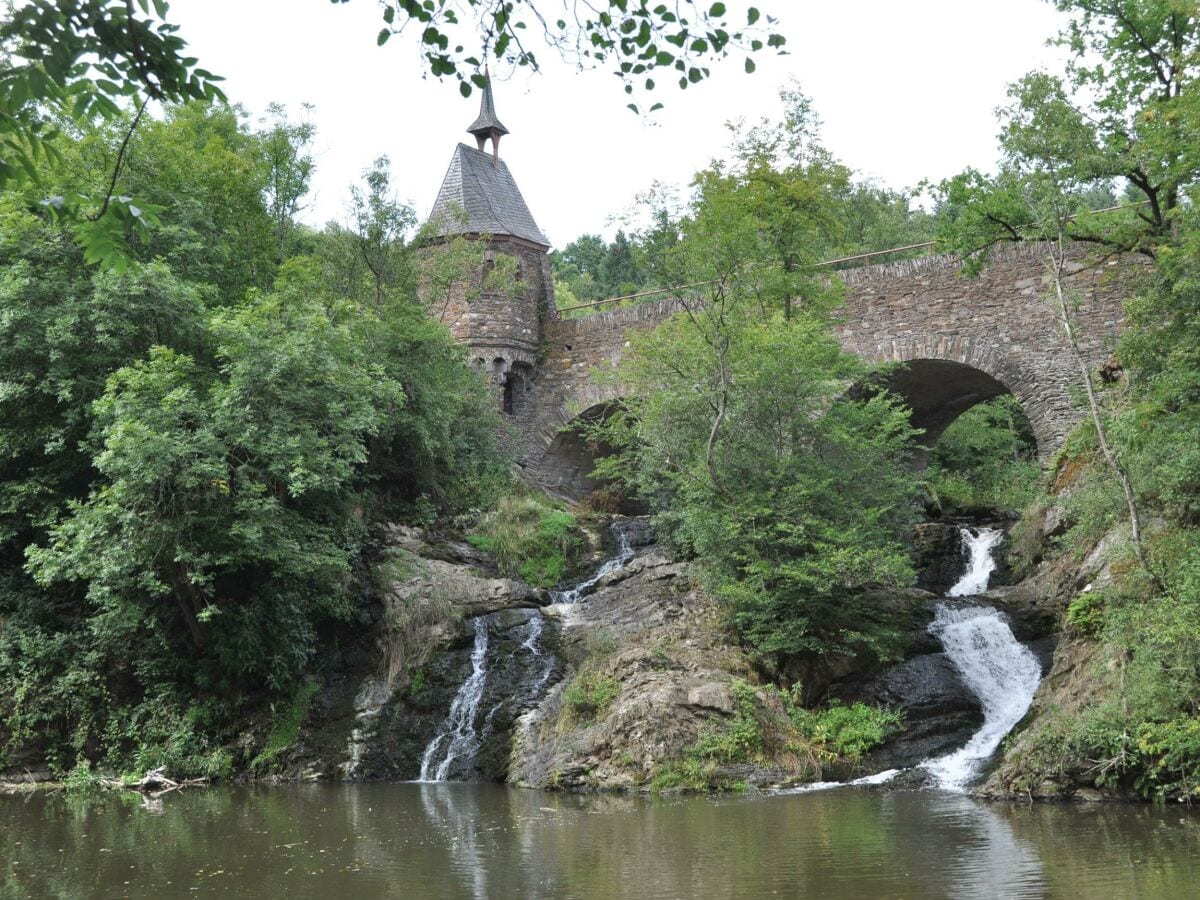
516 243 1132 501
424 84 1134 503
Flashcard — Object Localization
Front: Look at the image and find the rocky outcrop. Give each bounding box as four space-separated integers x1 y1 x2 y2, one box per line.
272 523 554 781
352 608 563 782
912 522 968 594
379 523 548 618
974 520 1136 801
509 549 781 791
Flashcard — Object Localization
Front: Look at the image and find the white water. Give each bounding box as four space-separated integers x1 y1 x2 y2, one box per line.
419 617 490 782
549 521 636 605
947 526 1005 597
919 528 1043 791
419 522 643 782
520 613 556 699
785 526 1043 795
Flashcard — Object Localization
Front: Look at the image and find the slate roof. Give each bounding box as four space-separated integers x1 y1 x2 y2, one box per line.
467 78 509 137
427 143 549 247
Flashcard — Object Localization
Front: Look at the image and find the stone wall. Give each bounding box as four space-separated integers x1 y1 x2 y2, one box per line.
834 242 1133 453
517 243 1137 496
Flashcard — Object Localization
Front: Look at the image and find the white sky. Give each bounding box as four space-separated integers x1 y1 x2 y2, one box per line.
168 0 1068 248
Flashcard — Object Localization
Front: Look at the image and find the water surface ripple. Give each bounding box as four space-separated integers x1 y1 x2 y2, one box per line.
4 784 1198 898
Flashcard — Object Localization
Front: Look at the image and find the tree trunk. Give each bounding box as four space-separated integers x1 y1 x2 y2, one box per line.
1046 235 1149 573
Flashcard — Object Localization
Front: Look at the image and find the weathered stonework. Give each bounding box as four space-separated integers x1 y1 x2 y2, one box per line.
420 89 1138 501
518 243 1136 499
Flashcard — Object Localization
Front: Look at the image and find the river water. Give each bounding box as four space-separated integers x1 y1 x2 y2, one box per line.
4 783 1199 897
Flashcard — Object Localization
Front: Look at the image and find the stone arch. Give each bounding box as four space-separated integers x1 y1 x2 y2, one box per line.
527 392 631 505
849 335 1076 457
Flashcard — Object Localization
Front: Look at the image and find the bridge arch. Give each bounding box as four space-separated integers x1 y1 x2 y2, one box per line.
527 393 634 506
847 335 1073 457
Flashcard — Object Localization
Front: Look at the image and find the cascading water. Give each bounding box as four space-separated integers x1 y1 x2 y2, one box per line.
419 519 645 782
786 525 1044 796
947 526 1005 597
419 616 491 782
549 520 638 605
520 520 640 698
519 613 556 700
918 527 1043 791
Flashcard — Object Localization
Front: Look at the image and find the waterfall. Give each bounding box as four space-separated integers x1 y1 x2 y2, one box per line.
947 526 1005 597
522 520 640 699
919 528 1042 791
418 520 645 782
419 616 491 782
785 526 1044 796
519 613 555 700
549 520 637 605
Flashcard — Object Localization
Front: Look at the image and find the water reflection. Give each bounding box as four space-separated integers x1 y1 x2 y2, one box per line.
3 783 1199 898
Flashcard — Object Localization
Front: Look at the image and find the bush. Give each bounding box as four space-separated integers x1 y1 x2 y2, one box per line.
925 395 1040 515
468 493 583 588
651 680 899 793
251 678 321 772
1065 591 1106 636
792 700 902 761
562 669 620 722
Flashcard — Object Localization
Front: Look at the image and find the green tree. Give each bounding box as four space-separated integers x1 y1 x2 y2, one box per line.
259 103 315 265
349 155 417 311
590 97 921 664
930 0 1200 569
0 0 223 267
351 0 786 110
934 0 1200 260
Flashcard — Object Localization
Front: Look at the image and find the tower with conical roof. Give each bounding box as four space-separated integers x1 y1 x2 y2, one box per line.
422 73 555 423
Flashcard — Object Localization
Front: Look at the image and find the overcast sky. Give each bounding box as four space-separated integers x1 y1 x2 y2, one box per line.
168 0 1068 248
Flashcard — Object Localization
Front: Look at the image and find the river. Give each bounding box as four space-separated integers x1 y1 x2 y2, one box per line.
4 783 1198 897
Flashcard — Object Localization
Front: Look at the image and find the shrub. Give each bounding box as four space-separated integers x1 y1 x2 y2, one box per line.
468 493 583 588
251 678 321 772
792 700 902 761
1065 591 1106 636
562 670 620 721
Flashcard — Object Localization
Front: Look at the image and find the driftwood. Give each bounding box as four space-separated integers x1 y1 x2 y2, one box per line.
99 767 208 797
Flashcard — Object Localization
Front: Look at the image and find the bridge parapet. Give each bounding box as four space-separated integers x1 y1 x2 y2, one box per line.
519 243 1136 498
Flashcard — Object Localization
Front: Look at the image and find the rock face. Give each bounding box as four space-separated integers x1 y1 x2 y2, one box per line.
354 608 563 782
974 520 1136 801
912 523 969 595
841 653 984 770
509 548 762 791
275 523 558 782
277 513 1067 796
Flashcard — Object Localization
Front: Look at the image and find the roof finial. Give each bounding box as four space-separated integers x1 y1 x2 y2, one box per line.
467 67 509 166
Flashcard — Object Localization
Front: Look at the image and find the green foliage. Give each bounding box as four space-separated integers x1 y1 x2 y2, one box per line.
932 0 1200 260
596 307 920 662
562 670 621 721
259 103 315 264
692 681 767 764
1065 591 1106 636
925 395 1041 515
63 759 106 793
585 93 923 665
551 229 658 309
252 679 321 771
0 98 507 774
652 680 898 793
0 0 224 268
344 1 786 110
468 493 583 587
791 700 902 762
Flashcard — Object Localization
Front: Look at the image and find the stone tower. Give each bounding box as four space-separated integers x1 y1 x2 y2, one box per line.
423 74 555 420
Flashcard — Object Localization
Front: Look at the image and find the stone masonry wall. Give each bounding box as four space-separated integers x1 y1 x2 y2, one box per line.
518 243 1137 494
